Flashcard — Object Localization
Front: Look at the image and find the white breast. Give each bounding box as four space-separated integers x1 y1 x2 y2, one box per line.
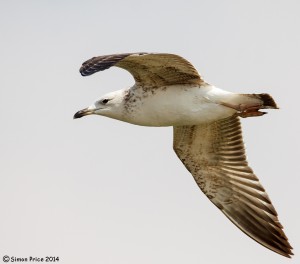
123 84 236 127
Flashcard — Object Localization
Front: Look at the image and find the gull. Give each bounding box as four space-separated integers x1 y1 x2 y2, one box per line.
74 52 292 257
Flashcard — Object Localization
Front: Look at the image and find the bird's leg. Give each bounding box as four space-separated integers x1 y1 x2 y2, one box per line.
238 108 266 118
220 102 266 118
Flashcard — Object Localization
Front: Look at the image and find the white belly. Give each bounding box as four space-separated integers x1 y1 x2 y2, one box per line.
124 85 236 127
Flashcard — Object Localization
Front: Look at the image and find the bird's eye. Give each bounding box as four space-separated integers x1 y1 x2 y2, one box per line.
101 99 110 104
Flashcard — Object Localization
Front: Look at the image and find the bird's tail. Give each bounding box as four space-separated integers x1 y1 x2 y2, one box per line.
221 93 278 118
248 93 278 109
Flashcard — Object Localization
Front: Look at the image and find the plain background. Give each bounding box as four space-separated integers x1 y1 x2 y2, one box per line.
0 1 299 263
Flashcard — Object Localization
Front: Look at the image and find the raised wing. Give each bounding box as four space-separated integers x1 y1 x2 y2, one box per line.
80 53 204 87
173 115 293 258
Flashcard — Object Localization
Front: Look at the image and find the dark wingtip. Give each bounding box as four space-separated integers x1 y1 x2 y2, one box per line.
79 53 131 77
79 67 88 76
79 52 148 76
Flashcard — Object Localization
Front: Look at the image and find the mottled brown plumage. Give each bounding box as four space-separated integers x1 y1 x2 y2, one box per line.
173 115 293 257
80 53 204 87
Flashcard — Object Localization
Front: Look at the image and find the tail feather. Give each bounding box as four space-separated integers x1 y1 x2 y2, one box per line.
239 93 278 118
222 93 279 118
219 92 278 118
254 93 279 109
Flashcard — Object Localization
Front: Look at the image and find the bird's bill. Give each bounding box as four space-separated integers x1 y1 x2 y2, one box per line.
73 107 94 119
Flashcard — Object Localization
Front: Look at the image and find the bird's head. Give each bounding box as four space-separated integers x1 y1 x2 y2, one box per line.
74 90 124 120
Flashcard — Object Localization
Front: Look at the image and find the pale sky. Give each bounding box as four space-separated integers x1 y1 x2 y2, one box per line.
0 1 299 263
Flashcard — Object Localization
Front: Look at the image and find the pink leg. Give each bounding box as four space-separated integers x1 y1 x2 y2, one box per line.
220 102 265 118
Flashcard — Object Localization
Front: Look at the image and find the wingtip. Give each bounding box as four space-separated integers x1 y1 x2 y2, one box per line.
280 249 293 258
79 67 87 76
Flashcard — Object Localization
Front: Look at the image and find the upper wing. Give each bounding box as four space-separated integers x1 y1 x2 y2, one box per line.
80 53 204 87
173 115 293 258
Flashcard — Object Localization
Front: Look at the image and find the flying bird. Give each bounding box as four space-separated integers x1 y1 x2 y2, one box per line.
74 52 292 258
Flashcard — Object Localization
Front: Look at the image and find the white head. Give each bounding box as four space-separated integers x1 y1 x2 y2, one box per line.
74 90 125 121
